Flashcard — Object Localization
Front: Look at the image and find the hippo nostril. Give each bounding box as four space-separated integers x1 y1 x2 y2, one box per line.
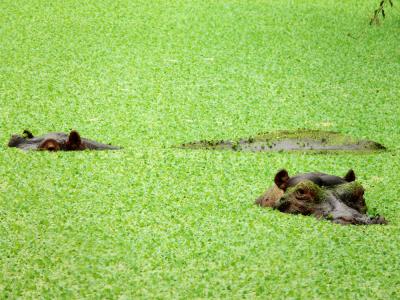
276 200 290 212
351 214 388 225
333 216 356 225
371 216 388 225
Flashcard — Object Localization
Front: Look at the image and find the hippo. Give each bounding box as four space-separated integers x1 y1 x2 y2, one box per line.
8 130 121 151
256 169 387 225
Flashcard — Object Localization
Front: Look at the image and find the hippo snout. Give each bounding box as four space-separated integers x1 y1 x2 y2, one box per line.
333 214 387 225
368 215 387 225
8 135 25 147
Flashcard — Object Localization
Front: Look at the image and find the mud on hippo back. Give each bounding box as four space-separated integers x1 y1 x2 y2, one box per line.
256 169 387 225
8 130 121 151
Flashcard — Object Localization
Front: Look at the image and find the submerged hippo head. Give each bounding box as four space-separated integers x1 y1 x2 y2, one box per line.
256 169 387 225
8 130 121 151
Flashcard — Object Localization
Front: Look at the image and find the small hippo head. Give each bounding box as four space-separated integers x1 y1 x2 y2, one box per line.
256 169 387 225
8 130 121 151
36 130 84 151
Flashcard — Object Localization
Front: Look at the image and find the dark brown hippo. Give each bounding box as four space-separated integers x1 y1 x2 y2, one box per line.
256 169 387 225
8 130 121 151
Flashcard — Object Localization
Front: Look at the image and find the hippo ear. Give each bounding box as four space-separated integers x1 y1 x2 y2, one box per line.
66 130 82 150
344 169 356 182
23 130 34 139
274 169 290 191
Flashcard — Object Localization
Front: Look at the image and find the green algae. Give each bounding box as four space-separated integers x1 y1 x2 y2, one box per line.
332 181 364 194
1 0 399 298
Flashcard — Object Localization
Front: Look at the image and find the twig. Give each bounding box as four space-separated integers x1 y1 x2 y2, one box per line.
370 0 394 25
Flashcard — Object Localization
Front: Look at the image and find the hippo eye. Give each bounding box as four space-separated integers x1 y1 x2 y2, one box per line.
296 188 310 199
297 188 305 195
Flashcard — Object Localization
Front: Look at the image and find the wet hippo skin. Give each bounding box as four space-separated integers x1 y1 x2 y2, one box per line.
8 130 121 151
256 169 387 225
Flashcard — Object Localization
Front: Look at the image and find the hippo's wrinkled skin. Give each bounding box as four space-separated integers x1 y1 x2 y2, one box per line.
8 130 121 151
256 169 387 225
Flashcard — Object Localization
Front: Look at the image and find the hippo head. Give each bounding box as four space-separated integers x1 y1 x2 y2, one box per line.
8 130 121 151
256 169 387 225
